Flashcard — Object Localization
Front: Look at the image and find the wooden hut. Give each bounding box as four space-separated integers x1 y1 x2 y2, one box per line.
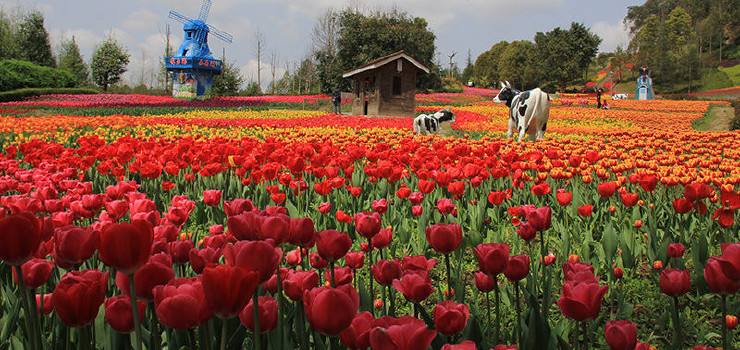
342 51 430 117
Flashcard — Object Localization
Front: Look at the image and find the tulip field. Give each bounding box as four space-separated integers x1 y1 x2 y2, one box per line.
0 91 737 350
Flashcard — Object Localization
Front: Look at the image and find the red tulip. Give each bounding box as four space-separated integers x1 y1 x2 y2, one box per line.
340 312 375 350
727 315 738 330
226 212 261 241
401 256 437 276
223 198 254 217
304 285 359 335
563 262 596 283
672 198 693 214
442 340 477 350
684 183 712 202
636 173 658 192
169 239 194 264
619 191 639 207
516 222 536 241
368 317 436 350
202 264 260 318
488 191 508 206
556 189 573 206
474 271 495 292
52 270 108 327
393 273 434 303
355 212 382 238
258 214 290 243
288 217 315 246
153 278 212 329
492 345 518 350
13 258 53 289
282 270 319 301
447 181 465 197
203 190 222 206
310 252 328 269
53 225 98 268
525 206 551 231
325 266 354 286
577 205 593 217
504 255 530 282
409 192 424 204
316 230 352 262
604 320 637 350
285 248 302 266
115 253 175 300
372 199 388 214
712 207 735 228
104 295 146 333
597 182 618 198
425 223 463 254
613 267 624 279
717 243 740 280
188 247 221 274
239 295 278 333
659 268 691 296
396 187 411 199
372 259 402 286
372 228 393 249
224 240 281 282
318 202 332 214
345 251 365 270
474 243 510 276
556 280 608 321
667 243 685 258
0 212 42 265
531 182 551 196
433 301 470 336
704 257 739 294
411 205 423 217
436 198 455 215
99 221 153 275
35 293 53 315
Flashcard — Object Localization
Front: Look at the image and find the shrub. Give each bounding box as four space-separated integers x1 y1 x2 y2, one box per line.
0 59 77 91
0 87 98 102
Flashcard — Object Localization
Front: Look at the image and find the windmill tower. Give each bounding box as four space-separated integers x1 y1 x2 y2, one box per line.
165 0 233 99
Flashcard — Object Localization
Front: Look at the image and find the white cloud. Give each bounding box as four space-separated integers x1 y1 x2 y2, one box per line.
591 20 630 52
239 58 287 89
122 9 162 34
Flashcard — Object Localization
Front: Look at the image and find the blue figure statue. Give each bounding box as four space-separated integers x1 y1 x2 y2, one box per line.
165 0 233 99
636 66 654 100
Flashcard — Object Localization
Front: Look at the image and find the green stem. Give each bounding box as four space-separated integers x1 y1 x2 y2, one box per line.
444 254 453 299
367 239 375 311
15 265 40 350
493 278 501 344
253 290 261 350
514 282 522 346
329 261 336 287
388 286 396 317
129 274 144 350
671 296 683 348
721 295 731 350
296 303 308 350
582 321 589 350
485 292 491 329
276 270 284 350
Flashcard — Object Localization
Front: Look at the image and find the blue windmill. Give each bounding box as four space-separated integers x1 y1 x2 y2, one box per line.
165 0 233 99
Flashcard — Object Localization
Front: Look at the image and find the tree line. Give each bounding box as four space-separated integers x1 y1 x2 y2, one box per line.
0 8 130 91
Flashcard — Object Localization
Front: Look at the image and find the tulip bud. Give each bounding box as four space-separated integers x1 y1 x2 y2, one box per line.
543 253 556 266
633 220 642 229
568 254 580 263
444 288 455 298
613 267 623 279
652 261 663 270
374 299 384 310
727 315 738 330
608 206 616 213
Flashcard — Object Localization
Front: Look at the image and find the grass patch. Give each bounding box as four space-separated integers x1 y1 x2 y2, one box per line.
692 104 734 131
0 87 99 102
719 64 740 86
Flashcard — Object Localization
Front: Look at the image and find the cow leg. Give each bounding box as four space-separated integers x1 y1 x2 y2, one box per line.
507 117 514 138
518 127 526 142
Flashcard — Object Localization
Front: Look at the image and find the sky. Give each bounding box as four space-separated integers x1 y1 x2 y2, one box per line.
0 0 641 88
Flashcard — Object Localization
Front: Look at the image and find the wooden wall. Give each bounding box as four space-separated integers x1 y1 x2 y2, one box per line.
349 58 418 117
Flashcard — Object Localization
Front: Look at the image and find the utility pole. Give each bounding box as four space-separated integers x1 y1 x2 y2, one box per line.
447 52 457 79
164 24 171 94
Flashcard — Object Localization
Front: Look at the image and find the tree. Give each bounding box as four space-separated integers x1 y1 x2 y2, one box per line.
58 37 89 85
533 23 601 89
461 48 474 84
254 30 264 94
498 41 537 90
316 8 438 92
471 41 509 87
91 37 130 91
16 11 54 67
212 60 244 96
0 9 17 60
313 9 342 93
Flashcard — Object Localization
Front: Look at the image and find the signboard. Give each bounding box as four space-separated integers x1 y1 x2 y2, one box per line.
172 71 197 100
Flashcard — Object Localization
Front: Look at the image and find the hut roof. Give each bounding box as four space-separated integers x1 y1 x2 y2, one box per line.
342 51 430 78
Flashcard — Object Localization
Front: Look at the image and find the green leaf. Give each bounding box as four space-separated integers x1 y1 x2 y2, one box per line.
602 223 618 264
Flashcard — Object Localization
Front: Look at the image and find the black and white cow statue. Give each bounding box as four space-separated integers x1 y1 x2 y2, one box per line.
612 93 628 100
413 109 455 134
493 81 550 142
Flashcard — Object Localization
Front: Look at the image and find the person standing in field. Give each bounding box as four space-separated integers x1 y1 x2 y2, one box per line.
332 89 342 114
596 88 604 109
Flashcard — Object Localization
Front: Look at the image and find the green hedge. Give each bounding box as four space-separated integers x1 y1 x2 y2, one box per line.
0 59 77 91
0 87 99 102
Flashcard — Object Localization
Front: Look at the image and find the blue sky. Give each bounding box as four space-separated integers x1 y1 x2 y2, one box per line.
0 0 641 87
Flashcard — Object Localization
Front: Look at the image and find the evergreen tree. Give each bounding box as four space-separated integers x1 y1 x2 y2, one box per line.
58 37 89 86
212 60 244 96
498 41 537 90
16 11 54 67
91 37 130 91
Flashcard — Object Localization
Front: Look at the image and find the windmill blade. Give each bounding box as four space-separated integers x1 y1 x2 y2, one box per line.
168 10 191 24
198 0 212 22
207 25 233 44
